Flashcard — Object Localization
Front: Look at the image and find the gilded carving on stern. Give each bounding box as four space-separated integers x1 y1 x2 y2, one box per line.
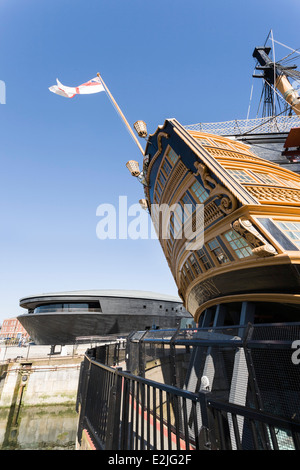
231 217 278 257
194 161 238 214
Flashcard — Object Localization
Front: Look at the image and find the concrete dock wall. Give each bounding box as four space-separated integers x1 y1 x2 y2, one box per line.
0 357 82 408
0 352 84 449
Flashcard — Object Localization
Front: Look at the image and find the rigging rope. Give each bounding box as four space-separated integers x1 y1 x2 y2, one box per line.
277 48 300 64
270 30 276 116
272 38 300 57
246 74 255 120
250 33 300 120
242 105 293 136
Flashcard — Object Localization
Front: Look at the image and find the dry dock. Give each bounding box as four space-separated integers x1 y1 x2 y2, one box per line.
0 344 87 449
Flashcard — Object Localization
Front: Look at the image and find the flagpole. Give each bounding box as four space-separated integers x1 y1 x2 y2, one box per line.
97 73 144 156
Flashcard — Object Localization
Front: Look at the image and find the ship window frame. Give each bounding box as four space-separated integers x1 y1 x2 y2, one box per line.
227 168 300 190
249 171 286 187
162 158 172 177
207 238 230 265
158 170 166 188
273 220 300 249
169 213 175 237
173 203 184 236
196 137 214 147
194 136 235 150
156 180 163 197
196 247 213 271
280 178 300 189
210 139 235 150
224 229 253 259
189 253 202 276
184 261 194 281
226 169 259 184
166 147 179 165
153 147 180 204
181 191 196 218
190 180 209 203
153 193 159 204
181 266 189 290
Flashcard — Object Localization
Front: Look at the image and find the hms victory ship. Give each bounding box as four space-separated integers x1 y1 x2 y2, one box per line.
128 38 300 325
141 117 300 323
74 37 300 451
116 38 300 450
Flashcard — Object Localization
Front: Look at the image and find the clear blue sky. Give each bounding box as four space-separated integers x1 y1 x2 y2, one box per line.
0 0 299 322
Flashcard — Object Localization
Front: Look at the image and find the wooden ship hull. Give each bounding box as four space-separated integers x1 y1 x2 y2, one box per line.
141 117 300 325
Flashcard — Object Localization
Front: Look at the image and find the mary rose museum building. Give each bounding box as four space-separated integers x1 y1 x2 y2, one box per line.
17 289 192 345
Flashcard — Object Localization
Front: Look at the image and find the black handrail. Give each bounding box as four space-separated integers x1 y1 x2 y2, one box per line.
76 324 300 450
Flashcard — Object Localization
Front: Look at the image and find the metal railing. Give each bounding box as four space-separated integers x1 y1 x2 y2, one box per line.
76 324 300 450
77 357 203 450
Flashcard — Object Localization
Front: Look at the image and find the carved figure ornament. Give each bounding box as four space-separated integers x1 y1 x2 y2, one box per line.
231 217 278 257
194 162 238 215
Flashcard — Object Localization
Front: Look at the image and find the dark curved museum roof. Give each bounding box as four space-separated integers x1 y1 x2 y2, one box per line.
19 289 183 309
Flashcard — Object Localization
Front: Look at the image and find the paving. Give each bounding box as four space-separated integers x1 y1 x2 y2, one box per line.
0 342 95 362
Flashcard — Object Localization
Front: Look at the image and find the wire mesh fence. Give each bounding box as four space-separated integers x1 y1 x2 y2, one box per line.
76 323 300 450
184 114 300 136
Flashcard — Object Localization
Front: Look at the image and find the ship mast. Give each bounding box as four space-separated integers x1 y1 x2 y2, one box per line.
253 46 300 117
